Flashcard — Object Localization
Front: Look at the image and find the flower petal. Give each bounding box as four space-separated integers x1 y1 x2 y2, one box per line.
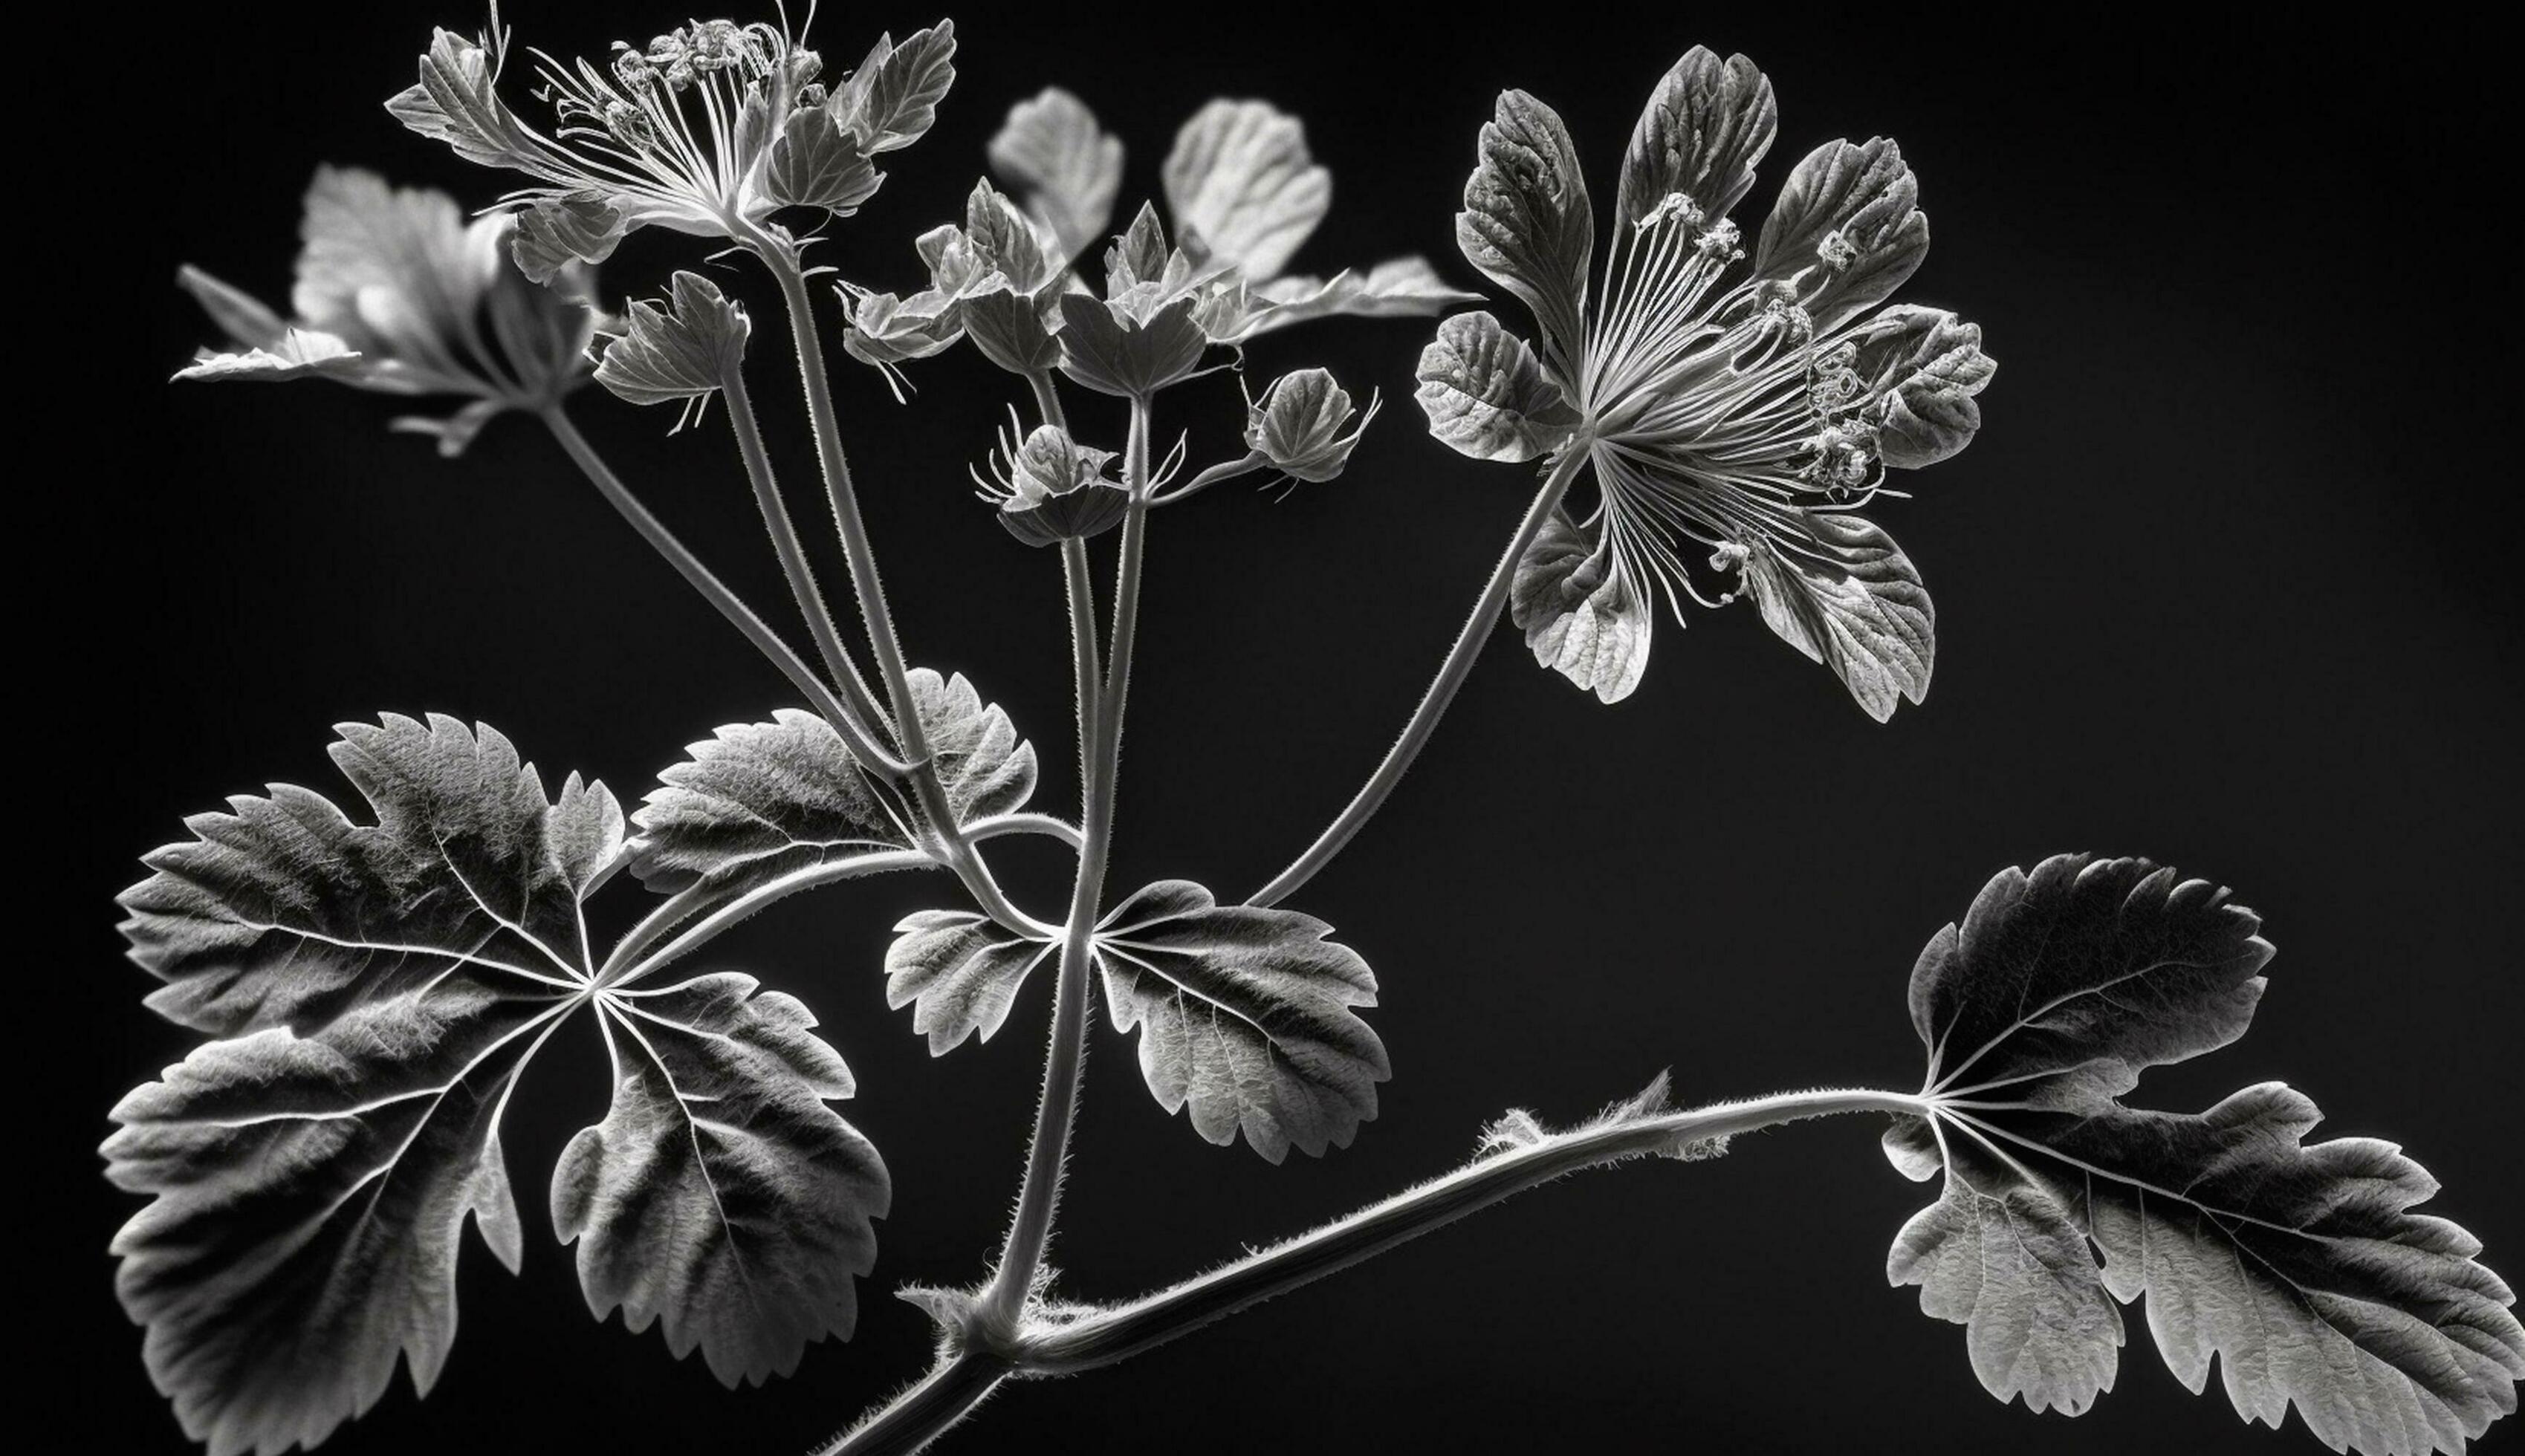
1853 305 1996 468
1754 137 1929 331
829 21 958 155
388 28 551 177
1738 513 1934 721
988 88 1123 265
1511 510 1653 703
1161 100 1330 282
513 196 631 285
173 329 369 384
1456 90 1593 372
175 266 287 351
291 166 490 363
1414 311 1578 463
1616 48 1777 227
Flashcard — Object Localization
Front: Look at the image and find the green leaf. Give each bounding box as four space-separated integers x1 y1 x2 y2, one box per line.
882 911 1052 1054
1754 137 1929 331
988 87 1123 264
1413 310 1578 463
1737 513 1933 722
1852 305 1996 469
1888 854 2524 1453
1510 509 1653 704
596 272 750 408
1615 47 1777 228
1094 881 1388 1163
109 717 890 1455
554 973 889 1386
1161 100 1330 282
1455 90 1593 371
830 22 957 154
765 108 884 215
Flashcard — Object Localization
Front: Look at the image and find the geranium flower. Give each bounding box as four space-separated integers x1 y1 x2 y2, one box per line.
388 16 953 279
175 165 601 455
985 89 1478 340
1416 48 1995 716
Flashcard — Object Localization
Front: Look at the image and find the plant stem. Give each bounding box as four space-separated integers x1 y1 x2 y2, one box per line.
719 364 900 768
826 1082 1922 1452
754 239 1043 941
979 399 1155 1334
537 405 871 748
1248 446 1590 908
1014 1085 1922 1373
815 1350 1010 1456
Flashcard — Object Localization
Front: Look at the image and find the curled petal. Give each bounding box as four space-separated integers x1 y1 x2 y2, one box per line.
1456 90 1593 371
1754 137 1929 331
513 196 631 285
1853 306 1996 468
1617 47 1777 227
1737 513 1934 721
1414 311 1578 462
1511 510 1653 703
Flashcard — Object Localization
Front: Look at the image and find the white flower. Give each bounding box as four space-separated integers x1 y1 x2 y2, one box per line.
175 166 600 455
389 16 953 279
1419 48 1996 716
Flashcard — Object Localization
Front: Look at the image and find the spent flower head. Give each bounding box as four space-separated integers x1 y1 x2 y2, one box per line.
175 165 601 455
1245 368 1379 486
389 13 954 280
1419 48 1996 715
971 412 1129 546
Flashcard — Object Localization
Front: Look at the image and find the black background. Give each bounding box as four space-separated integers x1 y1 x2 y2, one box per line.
43 5 2520 1454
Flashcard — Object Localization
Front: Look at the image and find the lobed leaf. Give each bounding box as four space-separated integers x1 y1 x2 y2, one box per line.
882 911 1051 1054
110 718 892 1455
988 87 1123 264
1161 100 1330 282
554 974 889 1387
1094 880 1389 1163
1886 854 2523 1454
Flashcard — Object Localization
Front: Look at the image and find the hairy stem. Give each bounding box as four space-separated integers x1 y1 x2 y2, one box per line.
1248 446 1590 907
719 365 901 768
1015 1085 1922 1373
816 1350 1010 1456
981 399 1155 1333
754 239 1045 940
538 405 869 745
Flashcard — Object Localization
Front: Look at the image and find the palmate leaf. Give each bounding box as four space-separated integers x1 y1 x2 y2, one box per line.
629 668 1038 899
1884 854 2522 1454
108 716 890 1456
882 881 1388 1161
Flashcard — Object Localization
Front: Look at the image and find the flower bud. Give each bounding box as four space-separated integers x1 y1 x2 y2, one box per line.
1245 368 1378 484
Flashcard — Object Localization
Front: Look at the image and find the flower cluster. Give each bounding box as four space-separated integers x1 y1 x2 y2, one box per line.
389 16 955 279
175 166 601 455
1418 48 1995 715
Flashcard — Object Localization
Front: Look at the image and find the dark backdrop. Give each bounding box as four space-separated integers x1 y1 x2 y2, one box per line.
44 5 2519 1455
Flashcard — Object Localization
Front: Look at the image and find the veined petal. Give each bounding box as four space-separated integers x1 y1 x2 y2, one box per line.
829 22 958 155
1852 305 1996 468
291 166 491 368
1617 48 1777 227
388 28 554 178
1414 311 1578 462
1754 137 1929 331
1456 90 1593 372
989 88 1123 265
1511 510 1653 703
513 196 633 285
1162 100 1330 282
1737 512 1934 721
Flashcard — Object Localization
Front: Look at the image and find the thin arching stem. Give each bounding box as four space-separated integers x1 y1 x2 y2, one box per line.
537 404 877 757
719 364 899 764
980 397 1155 1334
1248 446 1591 907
